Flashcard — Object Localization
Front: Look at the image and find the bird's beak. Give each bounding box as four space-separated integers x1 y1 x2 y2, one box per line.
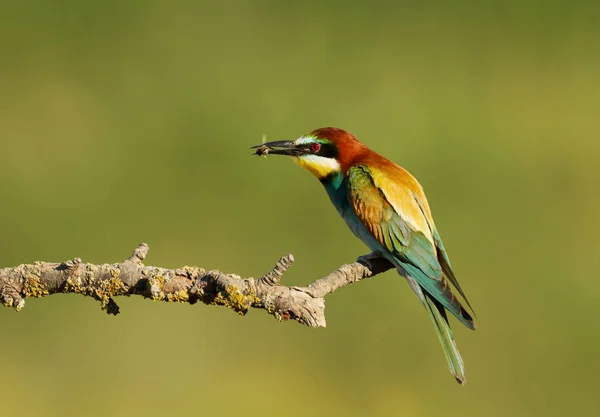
251 140 304 157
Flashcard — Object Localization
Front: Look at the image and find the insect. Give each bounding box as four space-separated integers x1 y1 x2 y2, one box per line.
253 134 271 157
253 144 271 157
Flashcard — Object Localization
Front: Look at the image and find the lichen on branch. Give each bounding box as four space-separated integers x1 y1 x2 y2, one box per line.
0 243 394 327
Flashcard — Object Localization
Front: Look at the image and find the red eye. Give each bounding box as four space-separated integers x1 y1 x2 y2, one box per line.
310 143 321 152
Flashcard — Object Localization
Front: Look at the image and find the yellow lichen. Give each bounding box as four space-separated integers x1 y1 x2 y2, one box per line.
23 276 49 298
96 276 127 308
14 300 25 312
64 274 95 297
64 276 84 294
166 289 189 303
63 266 127 309
148 276 165 300
210 285 259 315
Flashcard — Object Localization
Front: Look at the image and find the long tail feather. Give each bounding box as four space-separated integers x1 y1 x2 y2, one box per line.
424 293 466 385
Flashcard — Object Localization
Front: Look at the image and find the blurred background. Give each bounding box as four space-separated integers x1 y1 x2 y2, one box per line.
1 1 599 416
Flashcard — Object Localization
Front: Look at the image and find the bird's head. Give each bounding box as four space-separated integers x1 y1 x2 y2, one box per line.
252 127 366 180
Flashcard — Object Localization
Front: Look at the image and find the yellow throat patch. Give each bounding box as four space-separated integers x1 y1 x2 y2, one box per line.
294 154 341 179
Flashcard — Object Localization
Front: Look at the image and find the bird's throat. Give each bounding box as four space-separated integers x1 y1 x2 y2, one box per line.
294 155 341 179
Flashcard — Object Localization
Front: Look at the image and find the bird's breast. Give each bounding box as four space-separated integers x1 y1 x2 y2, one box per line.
322 176 385 253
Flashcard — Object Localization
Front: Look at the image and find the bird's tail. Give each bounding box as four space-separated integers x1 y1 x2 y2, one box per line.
423 293 466 385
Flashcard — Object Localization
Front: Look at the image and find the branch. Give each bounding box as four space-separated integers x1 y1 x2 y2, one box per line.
0 243 394 327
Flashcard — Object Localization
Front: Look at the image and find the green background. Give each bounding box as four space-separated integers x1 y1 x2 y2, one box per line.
1 1 598 416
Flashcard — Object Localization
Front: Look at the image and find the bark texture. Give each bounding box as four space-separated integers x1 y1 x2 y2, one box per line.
0 243 394 327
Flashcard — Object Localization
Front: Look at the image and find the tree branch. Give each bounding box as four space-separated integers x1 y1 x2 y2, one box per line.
0 243 394 327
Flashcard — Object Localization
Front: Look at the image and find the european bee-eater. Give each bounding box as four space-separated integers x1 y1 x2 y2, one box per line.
252 127 476 384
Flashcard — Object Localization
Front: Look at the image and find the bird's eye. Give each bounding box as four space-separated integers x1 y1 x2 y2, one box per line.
310 143 321 153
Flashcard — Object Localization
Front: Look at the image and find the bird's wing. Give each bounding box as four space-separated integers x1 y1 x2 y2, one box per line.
346 164 475 329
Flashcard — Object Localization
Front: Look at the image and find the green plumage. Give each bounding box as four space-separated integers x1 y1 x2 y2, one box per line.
424 294 466 384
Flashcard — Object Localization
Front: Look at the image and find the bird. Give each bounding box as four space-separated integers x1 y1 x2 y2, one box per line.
252 127 476 384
